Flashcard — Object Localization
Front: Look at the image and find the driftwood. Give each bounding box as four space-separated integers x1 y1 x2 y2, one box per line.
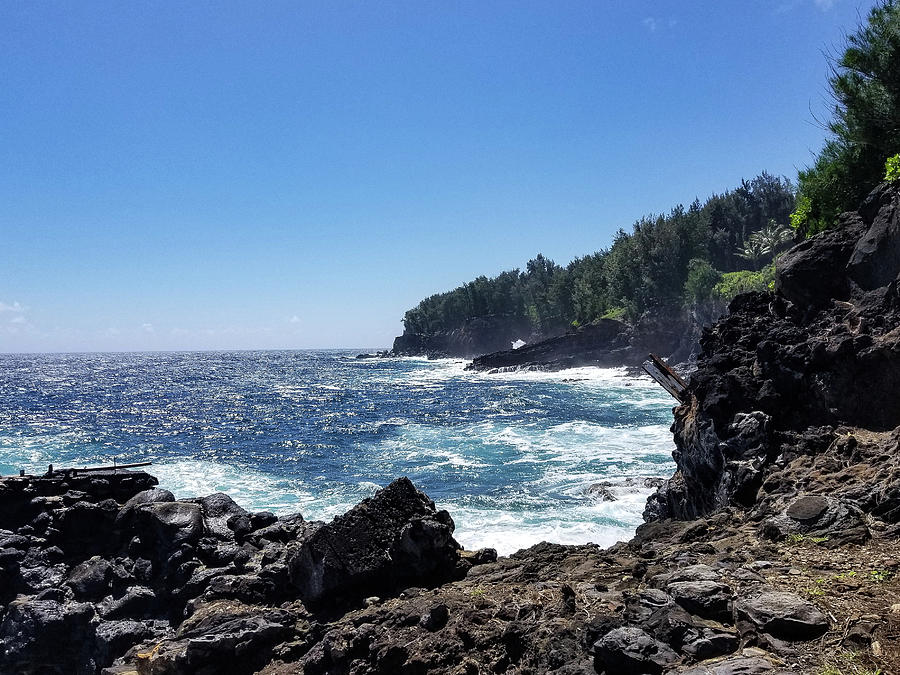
7 461 154 479
641 353 688 402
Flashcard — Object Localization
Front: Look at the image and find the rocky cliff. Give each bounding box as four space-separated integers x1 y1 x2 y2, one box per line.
394 307 703 368
646 181 900 522
467 308 701 372
391 315 549 359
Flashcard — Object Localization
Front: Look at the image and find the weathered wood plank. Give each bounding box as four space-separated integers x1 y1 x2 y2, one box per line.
641 353 688 402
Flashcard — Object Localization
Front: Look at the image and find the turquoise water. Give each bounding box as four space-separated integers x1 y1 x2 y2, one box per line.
0 351 676 555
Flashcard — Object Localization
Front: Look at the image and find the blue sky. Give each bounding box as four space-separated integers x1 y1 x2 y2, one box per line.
0 0 876 352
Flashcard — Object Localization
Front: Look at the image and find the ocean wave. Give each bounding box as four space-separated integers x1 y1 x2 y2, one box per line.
446 503 640 555
0 350 678 555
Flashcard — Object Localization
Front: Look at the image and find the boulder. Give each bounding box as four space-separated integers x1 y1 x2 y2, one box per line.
19 562 68 594
248 513 305 545
100 585 157 619
776 213 866 309
680 627 739 660
592 626 678 674
785 495 828 522
649 563 719 587
94 620 154 667
66 557 114 600
191 493 249 540
760 496 869 546
134 600 295 675
114 488 175 528
847 184 900 291
0 597 98 674
286 477 461 607
419 603 450 631
250 511 278 530
57 500 119 554
735 590 829 640
132 502 204 554
624 589 694 648
666 580 733 622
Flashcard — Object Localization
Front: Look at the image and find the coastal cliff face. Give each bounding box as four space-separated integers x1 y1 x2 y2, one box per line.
394 306 703 368
2 185 900 674
467 309 701 372
646 181 900 522
391 315 548 359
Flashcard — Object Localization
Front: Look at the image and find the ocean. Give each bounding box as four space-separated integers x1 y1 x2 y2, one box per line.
0 350 676 555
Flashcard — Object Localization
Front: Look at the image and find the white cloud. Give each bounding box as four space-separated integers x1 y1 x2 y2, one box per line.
642 16 677 32
1 300 29 330
289 315 301 324
777 0 836 12
141 322 155 333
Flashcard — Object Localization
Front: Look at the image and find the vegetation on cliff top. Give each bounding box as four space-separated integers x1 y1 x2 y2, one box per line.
402 173 794 334
792 0 900 236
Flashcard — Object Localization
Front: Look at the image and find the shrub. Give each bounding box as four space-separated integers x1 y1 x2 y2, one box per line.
601 307 626 321
886 154 900 182
790 194 812 231
713 264 776 302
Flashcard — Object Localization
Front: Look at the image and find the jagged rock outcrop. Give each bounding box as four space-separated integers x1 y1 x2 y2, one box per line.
468 318 632 371
392 314 547 359
286 477 462 607
467 308 701 372
646 181 900 522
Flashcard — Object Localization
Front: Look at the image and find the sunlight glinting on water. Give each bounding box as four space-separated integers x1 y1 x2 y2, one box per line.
0 351 676 555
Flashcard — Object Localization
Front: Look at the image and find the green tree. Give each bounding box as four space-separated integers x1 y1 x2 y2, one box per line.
683 259 722 306
793 0 900 235
887 153 900 181
401 173 795 336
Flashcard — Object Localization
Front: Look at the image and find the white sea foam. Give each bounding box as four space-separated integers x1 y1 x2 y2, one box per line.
131 460 312 514
446 503 642 555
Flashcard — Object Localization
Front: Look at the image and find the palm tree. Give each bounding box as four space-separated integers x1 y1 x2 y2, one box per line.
736 236 768 270
755 220 793 257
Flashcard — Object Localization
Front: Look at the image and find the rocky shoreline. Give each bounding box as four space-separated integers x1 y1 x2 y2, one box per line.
3 183 900 674
391 308 701 373
465 308 701 373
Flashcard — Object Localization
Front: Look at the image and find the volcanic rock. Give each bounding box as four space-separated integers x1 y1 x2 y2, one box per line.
593 625 679 674
735 590 829 640
286 477 461 607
